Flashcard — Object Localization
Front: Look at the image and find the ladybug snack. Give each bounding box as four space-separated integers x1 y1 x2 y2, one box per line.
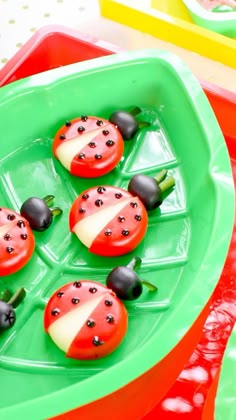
44 281 128 360
69 170 175 257
0 195 62 277
52 108 148 178
69 185 148 257
0 208 35 276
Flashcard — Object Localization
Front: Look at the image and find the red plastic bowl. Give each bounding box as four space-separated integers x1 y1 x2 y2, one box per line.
1 25 236 419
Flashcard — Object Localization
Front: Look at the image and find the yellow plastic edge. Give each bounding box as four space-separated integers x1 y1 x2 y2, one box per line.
99 0 236 69
152 0 193 21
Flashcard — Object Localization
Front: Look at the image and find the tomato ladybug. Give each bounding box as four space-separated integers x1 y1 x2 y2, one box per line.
69 169 175 257
53 116 124 178
44 281 128 360
69 185 148 257
52 108 149 178
0 208 35 276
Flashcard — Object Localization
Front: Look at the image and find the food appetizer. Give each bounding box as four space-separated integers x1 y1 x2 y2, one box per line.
69 169 175 256
44 280 128 360
53 108 148 178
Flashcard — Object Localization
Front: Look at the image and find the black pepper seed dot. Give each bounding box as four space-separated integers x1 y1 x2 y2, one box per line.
92 336 104 346
20 234 27 240
89 287 97 294
96 120 103 126
4 233 11 241
130 202 138 208
106 140 115 147
88 141 96 148
103 129 109 135
87 319 96 327
106 314 114 323
65 120 71 127
78 152 85 159
17 220 25 228
105 299 113 307
115 193 122 199
95 199 103 207
6 246 14 253
122 229 129 236
77 126 85 133
105 229 112 236
97 186 106 194
82 193 89 200
95 154 102 160
118 216 125 223
71 297 80 304
51 308 60 316
135 215 142 221
59 134 66 140
57 291 64 297
81 115 88 122
73 281 82 288
79 208 86 213
7 214 15 221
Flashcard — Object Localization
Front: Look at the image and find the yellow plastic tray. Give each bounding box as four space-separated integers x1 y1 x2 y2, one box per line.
99 0 236 69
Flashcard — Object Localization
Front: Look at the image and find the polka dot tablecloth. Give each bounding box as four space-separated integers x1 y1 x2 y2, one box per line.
0 0 101 69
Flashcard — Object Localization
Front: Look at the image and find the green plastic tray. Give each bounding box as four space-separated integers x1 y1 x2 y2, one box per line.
215 324 236 419
0 49 234 419
182 0 236 37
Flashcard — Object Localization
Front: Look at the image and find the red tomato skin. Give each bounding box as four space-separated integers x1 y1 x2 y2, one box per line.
69 186 131 231
0 208 35 276
53 116 124 178
89 197 148 257
66 290 128 360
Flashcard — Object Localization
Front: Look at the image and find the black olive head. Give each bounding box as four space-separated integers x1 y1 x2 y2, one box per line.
109 110 138 140
128 174 162 210
20 197 52 231
106 266 143 300
0 301 16 330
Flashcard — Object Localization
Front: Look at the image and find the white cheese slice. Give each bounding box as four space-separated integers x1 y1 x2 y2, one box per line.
0 220 18 236
56 126 109 170
48 293 105 353
73 198 131 248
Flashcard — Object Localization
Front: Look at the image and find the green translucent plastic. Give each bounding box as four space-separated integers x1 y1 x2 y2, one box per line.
215 325 236 419
0 49 234 419
182 0 236 37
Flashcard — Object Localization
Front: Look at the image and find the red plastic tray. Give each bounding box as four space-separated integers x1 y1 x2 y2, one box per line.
1 25 236 418
0 25 122 87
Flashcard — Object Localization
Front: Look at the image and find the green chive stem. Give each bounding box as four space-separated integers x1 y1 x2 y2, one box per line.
159 176 175 193
0 289 12 303
8 287 26 308
155 169 168 184
127 256 142 271
129 106 142 117
50 207 63 217
141 281 158 292
43 195 55 206
138 121 150 129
